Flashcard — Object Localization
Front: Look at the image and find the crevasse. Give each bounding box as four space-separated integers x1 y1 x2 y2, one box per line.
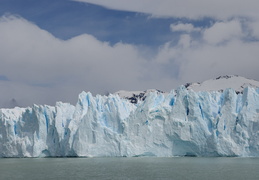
0 87 259 157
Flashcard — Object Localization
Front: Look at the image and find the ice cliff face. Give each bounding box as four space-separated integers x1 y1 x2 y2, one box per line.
1 86 259 157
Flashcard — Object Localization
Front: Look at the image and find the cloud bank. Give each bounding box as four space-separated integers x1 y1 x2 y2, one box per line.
0 15 259 107
170 23 201 33
73 0 259 20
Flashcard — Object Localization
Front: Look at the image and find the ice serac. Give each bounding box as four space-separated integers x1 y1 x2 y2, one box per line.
0 86 259 157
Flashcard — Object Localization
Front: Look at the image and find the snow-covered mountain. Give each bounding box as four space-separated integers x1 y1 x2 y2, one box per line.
115 89 165 104
185 75 259 93
1 76 259 157
116 75 259 104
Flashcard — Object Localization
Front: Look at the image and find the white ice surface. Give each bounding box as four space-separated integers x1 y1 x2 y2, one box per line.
1 85 259 157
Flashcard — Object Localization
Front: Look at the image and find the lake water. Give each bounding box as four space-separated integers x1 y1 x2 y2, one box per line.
0 157 259 180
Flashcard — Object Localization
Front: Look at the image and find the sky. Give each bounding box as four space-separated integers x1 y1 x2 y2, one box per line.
0 0 259 108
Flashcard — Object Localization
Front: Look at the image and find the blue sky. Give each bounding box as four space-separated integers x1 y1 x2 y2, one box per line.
0 0 168 45
0 0 259 107
0 0 209 46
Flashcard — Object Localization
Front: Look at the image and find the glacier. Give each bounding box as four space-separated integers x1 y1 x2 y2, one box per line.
1 86 259 157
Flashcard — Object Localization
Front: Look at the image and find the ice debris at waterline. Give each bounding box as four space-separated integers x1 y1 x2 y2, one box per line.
1 86 259 157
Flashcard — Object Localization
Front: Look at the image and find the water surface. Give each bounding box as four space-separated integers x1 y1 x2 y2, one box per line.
0 157 259 180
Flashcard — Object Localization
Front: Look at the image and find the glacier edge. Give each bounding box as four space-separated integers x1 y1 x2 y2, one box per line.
0 87 259 157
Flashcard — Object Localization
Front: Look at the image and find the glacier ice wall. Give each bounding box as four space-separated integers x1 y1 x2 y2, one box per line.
1 87 259 157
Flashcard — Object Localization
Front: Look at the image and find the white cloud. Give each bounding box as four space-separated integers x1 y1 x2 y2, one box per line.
1 16 259 107
178 34 192 48
203 20 243 44
177 40 259 83
248 19 259 39
0 16 149 107
155 19 259 85
170 23 201 33
73 0 259 20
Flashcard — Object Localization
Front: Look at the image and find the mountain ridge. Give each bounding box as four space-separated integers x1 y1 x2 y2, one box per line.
115 75 259 104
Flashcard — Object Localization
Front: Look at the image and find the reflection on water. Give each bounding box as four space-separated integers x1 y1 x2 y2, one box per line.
0 157 259 180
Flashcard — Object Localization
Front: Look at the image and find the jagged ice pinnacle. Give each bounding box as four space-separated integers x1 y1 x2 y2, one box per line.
1 85 259 157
